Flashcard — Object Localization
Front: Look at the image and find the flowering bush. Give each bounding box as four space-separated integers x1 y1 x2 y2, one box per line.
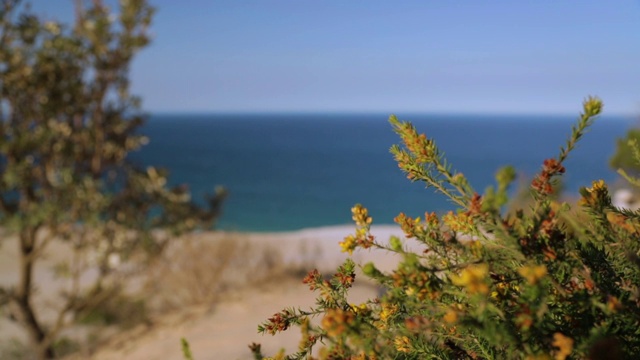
253 97 640 359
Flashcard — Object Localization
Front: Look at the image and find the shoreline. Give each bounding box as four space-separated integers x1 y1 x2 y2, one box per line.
212 224 408 272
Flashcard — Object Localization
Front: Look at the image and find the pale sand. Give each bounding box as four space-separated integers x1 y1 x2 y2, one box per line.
1 225 412 359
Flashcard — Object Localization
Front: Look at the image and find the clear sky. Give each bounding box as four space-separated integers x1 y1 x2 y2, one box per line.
31 1 640 115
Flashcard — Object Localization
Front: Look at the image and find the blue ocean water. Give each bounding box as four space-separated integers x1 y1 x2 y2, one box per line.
131 113 634 232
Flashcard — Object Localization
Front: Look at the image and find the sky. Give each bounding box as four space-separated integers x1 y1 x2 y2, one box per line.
31 1 640 115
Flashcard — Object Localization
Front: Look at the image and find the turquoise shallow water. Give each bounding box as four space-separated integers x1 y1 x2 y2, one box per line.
131 113 634 231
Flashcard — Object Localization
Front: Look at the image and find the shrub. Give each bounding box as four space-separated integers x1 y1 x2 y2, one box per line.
76 292 147 329
0 1 223 358
144 233 300 311
253 97 640 359
610 128 640 179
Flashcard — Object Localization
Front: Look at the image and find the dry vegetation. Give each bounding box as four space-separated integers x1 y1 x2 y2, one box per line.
142 232 318 312
0 231 318 359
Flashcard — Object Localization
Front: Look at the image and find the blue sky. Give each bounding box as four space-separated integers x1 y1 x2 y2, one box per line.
33 1 640 114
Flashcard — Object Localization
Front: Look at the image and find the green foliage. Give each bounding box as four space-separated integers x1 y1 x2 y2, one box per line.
76 292 147 329
610 128 640 177
181 337 194 360
0 1 224 358
51 337 81 358
254 97 640 359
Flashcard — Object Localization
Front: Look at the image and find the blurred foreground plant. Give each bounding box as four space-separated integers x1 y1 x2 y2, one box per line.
253 97 640 359
0 1 224 358
611 128 640 179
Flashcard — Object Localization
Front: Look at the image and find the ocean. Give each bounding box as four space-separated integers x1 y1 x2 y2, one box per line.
131 113 635 232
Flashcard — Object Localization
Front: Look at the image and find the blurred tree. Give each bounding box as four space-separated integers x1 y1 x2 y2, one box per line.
0 0 224 358
610 128 640 177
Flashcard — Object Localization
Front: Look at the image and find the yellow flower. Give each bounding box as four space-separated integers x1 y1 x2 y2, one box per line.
579 179 608 206
442 211 475 234
518 265 548 285
443 309 458 324
467 240 483 256
403 286 416 296
321 309 355 337
351 204 372 227
583 96 603 116
425 211 439 227
380 303 398 322
552 333 573 360
394 336 411 353
450 264 490 295
339 235 356 255
350 303 369 315
606 212 637 234
591 179 606 191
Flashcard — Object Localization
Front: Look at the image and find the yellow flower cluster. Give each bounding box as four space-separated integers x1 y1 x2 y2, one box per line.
380 303 398 322
351 204 372 227
375 303 398 330
340 206 375 255
442 211 475 234
591 179 606 192
394 336 411 353
518 264 548 285
350 303 370 315
443 309 458 324
491 281 520 299
321 309 355 338
606 212 638 234
340 227 372 255
579 179 608 206
583 96 603 117
450 264 490 295
339 234 356 255
552 332 573 360
393 119 436 165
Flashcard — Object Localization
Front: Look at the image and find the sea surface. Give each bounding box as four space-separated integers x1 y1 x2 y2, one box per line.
131 113 636 232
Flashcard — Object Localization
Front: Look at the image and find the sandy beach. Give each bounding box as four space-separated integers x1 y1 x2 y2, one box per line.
1 225 409 359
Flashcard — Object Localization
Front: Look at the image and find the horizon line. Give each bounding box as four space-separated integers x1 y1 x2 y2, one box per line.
144 110 637 119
